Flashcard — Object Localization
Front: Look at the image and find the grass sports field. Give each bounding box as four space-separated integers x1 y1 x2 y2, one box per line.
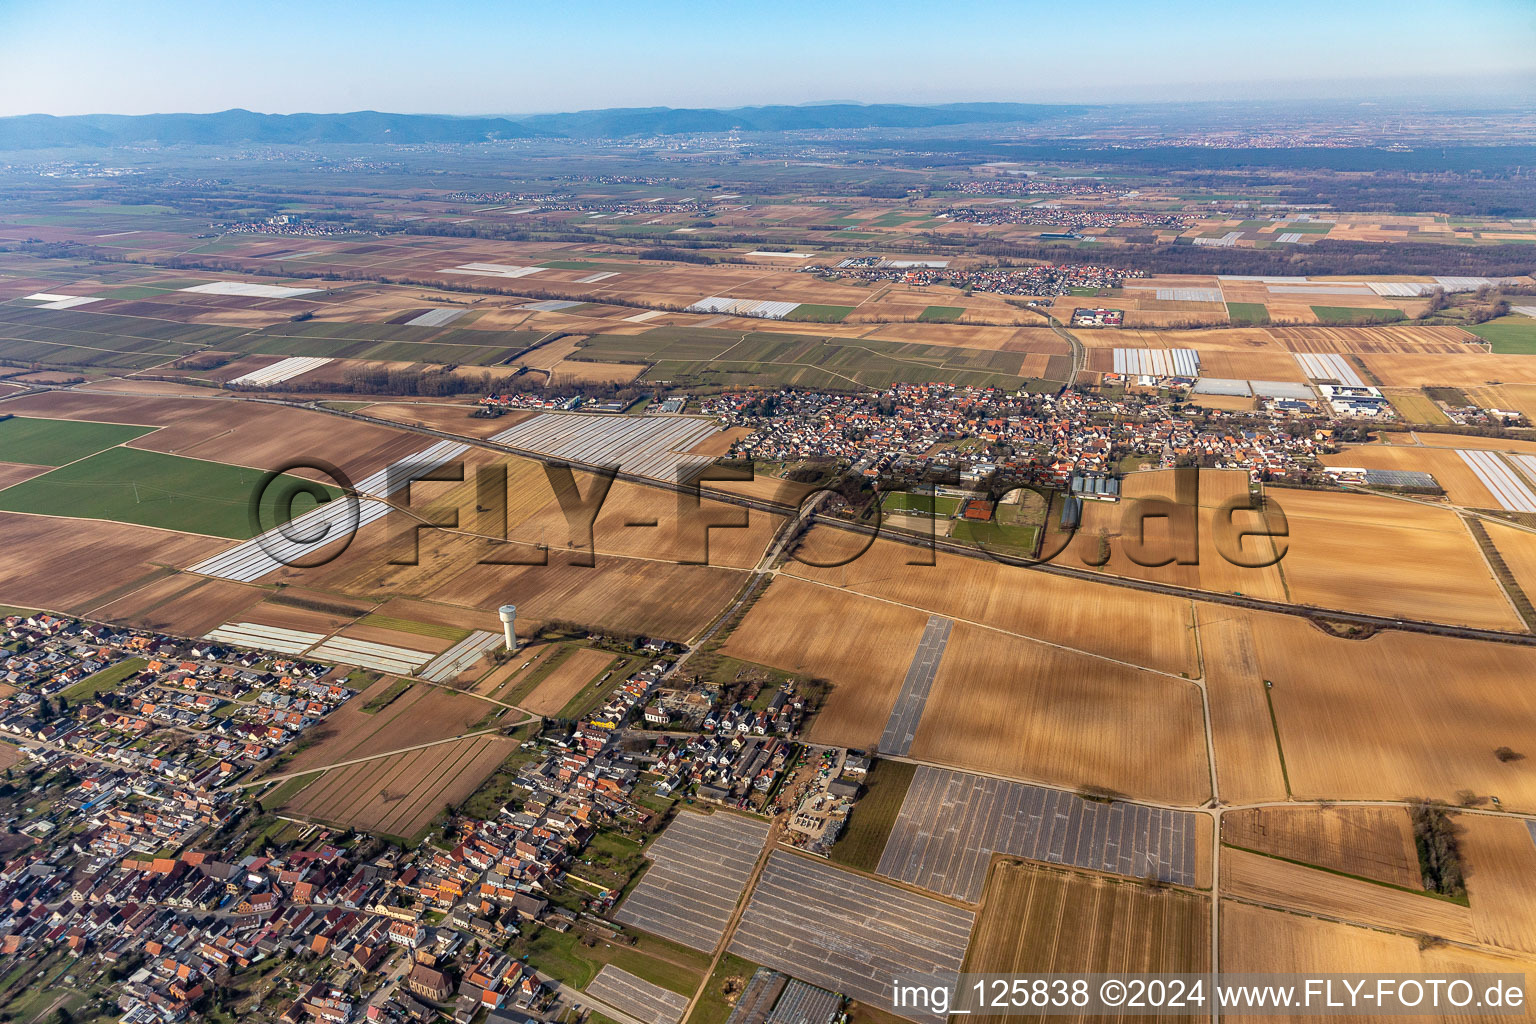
0 416 154 465
1465 316 1536 354
0 446 341 538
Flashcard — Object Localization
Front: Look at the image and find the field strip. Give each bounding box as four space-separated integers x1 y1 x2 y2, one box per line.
234 727 504 789
877 614 952 756
378 736 498 834
780 571 1199 682
187 438 470 581
418 630 503 683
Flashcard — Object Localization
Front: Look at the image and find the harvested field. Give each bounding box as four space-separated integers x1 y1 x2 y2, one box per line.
0 390 425 485
87 572 265 636
729 852 974 1024
1462 814 1536 955
280 733 514 839
909 623 1209 804
1362 352 1536 387
1221 900 1536 1013
520 646 618 716
0 511 223 613
877 766 1199 901
613 811 769 952
0 462 52 490
273 503 750 642
1485 521 1536 611
359 402 536 437
280 680 495 774
1318 444 1497 507
1412 432 1536 455
721 577 929 749
1196 604 1289 803
1221 806 1421 889
1269 487 1522 630
1222 847 1476 943
963 859 1209 1020
1058 469 1288 602
1206 607 1536 808
785 532 1198 676
243 593 370 635
475 643 558 699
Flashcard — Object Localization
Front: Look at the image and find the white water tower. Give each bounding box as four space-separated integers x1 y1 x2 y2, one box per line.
498 604 518 651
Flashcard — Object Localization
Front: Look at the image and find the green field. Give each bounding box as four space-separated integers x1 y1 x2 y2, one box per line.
241 322 544 365
1226 302 1271 326
358 614 470 643
0 447 343 538
570 326 1045 391
881 491 961 517
950 518 1039 555
1465 316 1536 354
828 758 917 872
0 416 154 466
917 305 966 322
1310 305 1405 325
784 304 855 323
0 307 249 369
62 657 147 701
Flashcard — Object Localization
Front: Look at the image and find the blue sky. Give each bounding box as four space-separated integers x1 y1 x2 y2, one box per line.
1 0 1531 116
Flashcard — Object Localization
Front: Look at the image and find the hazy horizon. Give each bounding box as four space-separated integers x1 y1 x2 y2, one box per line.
2 0 1531 118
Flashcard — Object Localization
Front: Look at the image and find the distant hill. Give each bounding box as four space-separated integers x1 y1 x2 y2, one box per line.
0 110 543 148
0 103 1090 149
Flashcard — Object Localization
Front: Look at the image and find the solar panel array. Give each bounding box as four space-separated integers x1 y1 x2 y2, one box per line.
187 439 470 582
1294 352 1365 386
488 412 720 482
1112 348 1200 377
685 296 801 319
